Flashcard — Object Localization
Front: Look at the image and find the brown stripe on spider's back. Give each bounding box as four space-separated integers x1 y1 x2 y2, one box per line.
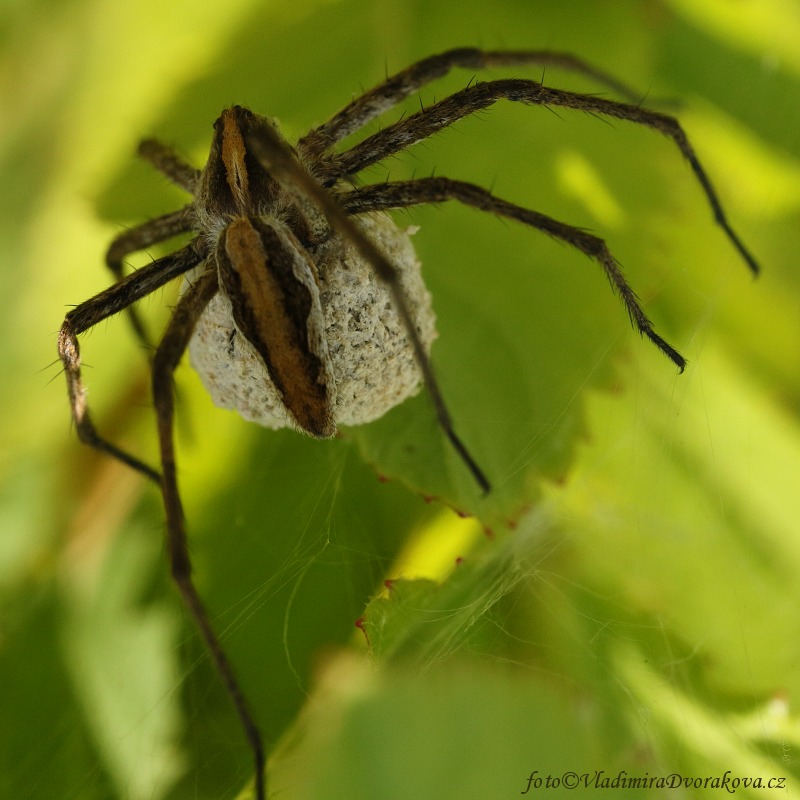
216 216 335 437
199 106 281 220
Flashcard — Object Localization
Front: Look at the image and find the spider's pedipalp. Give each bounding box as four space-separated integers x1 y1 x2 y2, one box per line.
326 78 760 277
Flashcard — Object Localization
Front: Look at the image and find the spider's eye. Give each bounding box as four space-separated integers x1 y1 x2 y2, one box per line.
238 108 257 129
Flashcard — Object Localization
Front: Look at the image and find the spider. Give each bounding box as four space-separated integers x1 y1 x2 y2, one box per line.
58 48 759 800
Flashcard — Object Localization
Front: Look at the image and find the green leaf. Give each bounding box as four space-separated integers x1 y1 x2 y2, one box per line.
269 659 598 800
3 2 798 799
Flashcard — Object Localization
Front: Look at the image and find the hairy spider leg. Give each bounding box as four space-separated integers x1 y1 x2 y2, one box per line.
104 140 201 346
341 177 686 370
138 138 202 193
105 205 195 347
324 78 760 276
299 46 648 155
60 249 269 798
58 244 202 480
151 269 267 800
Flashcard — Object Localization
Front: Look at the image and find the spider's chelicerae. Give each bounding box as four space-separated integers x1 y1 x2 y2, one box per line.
58 48 759 799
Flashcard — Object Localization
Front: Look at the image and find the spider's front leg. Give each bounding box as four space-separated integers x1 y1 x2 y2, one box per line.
105 205 195 347
298 46 647 156
149 268 267 800
58 244 202 481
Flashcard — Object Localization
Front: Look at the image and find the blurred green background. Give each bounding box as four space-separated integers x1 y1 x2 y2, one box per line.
1 1 799 798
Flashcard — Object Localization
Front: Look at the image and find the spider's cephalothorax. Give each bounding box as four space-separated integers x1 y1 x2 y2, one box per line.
58 48 760 800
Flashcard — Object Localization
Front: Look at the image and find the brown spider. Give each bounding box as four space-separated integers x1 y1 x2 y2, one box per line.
58 48 759 799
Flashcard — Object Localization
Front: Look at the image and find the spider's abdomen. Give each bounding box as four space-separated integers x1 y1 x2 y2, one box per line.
215 216 335 437
188 213 437 433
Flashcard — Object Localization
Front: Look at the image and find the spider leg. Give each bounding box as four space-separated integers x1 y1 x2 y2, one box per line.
106 132 200 345
342 178 686 370
106 204 195 346
298 47 647 156
138 138 201 193
246 118 490 494
58 243 203 481
150 268 266 800
323 79 760 276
